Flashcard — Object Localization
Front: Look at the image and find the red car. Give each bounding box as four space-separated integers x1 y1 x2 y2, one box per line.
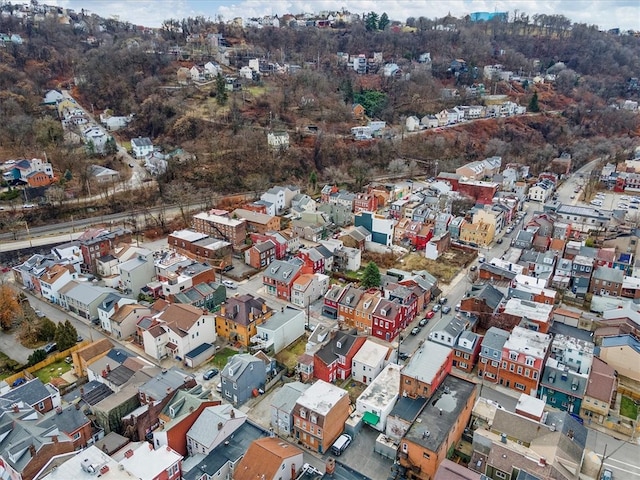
426 311 435 319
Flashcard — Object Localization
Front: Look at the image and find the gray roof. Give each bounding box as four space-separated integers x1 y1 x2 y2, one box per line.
481 327 510 351
316 331 361 366
270 382 310 414
37 405 90 435
131 137 152 147
262 259 303 282
404 375 476 452
515 230 534 243
389 396 428 422
0 378 52 407
138 368 188 401
403 341 452 383
186 404 244 447
92 432 130 455
592 266 624 283
540 361 588 397
222 354 264 380
468 283 504 310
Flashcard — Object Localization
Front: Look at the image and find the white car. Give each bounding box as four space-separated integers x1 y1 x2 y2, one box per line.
590 200 602 206
222 280 237 289
621 196 629 200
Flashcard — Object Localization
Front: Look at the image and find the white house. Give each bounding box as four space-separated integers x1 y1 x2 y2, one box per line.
267 131 290 150
239 65 253 79
118 249 155 296
83 126 108 153
351 339 393 385
251 306 305 354
97 293 137 333
131 137 153 158
260 185 300 215
204 61 221 77
291 273 329 308
142 304 216 361
186 404 247 456
420 115 439 129
405 116 420 132
190 65 204 81
270 381 309 435
355 363 401 432
39 264 77 304
43 89 64 105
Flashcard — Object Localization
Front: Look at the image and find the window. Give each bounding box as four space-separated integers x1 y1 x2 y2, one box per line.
300 409 306 419
37 402 45 410
515 382 526 391
517 366 523 375
496 471 507 479
73 432 81 440
423 452 431 459
167 463 179 477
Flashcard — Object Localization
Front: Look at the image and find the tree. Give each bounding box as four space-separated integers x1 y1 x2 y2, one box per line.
215 73 228 105
27 349 46 366
361 262 381 288
378 13 390 31
528 91 540 112
38 317 56 341
54 320 77 351
104 136 118 155
309 171 318 194
365 12 379 31
0 285 20 330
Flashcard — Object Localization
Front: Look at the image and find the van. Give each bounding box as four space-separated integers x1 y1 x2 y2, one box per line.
331 434 352 456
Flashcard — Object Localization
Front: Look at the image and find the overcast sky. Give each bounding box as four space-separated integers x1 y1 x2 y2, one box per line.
47 0 639 31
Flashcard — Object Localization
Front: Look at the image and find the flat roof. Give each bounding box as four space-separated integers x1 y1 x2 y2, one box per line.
296 380 348 415
357 364 401 410
403 341 451 383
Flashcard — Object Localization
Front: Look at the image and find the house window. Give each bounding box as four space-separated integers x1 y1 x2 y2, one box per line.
517 366 523 375
300 409 306 419
73 432 81 440
38 402 45 410
515 382 526 391
496 471 507 480
167 463 179 477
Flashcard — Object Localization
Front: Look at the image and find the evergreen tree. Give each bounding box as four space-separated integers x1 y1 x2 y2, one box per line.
28 349 47 366
104 136 118 155
361 262 381 288
379 13 390 31
365 12 379 31
37 317 57 341
528 91 540 112
309 171 318 194
54 320 77 351
216 73 228 106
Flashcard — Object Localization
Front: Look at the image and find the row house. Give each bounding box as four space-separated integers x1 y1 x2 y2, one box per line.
259 185 300 215
251 230 299 259
352 288 382 334
459 220 494 247
354 211 395 246
386 283 419 325
590 266 624 297
457 180 500 205
478 327 510 383
40 264 78 304
354 192 378 213
497 326 552 396
77 227 132 274
292 380 351 454
500 298 554 333
460 283 504 330
554 204 610 234
452 331 483 373
371 298 406 342
508 274 557 304
245 240 276 269
291 273 330 308
313 330 366 383
193 210 247 250
233 208 281 234
400 341 452 399
297 247 327 274
455 156 502 180
322 284 345 319
167 229 233 265
262 259 304 301
337 284 365 327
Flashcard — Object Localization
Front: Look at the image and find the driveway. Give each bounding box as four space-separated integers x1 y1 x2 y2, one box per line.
0 329 32 365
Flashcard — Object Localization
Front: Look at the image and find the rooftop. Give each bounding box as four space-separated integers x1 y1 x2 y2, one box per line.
503 326 551 359
357 364 401 410
296 379 348 415
403 341 451 383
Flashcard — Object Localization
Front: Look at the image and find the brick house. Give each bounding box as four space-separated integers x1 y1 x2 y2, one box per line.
193 210 247 250
498 326 551 396
0 378 60 414
233 208 281 234
400 341 452 399
245 240 276 269
371 298 405 342
352 289 382 334
313 331 366 382
262 259 304 301
478 327 510 384
292 380 351 454
590 266 624 297
337 284 365 328
452 331 482 373
354 192 378 213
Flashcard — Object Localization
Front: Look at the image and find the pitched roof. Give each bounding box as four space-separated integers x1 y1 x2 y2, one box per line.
158 303 206 336
221 294 271 327
234 437 303 480
0 378 53 407
75 338 113 362
315 331 361 366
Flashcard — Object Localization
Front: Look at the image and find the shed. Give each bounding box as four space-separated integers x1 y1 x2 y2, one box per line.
184 343 215 368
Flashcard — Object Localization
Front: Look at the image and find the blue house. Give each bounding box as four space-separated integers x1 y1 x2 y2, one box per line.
220 354 267 406
354 211 394 246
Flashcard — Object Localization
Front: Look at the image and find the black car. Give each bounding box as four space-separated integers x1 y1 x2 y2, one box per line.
398 352 410 361
222 265 234 272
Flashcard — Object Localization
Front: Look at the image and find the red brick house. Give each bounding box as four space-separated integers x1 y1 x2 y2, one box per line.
77 227 131 274
354 192 378 213
262 259 304 302
245 240 276 269
250 232 288 259
457 180 499 205
452 332 483 374
313 331 366 382
297 248 326 274
371 298 405 342
322 284 346 319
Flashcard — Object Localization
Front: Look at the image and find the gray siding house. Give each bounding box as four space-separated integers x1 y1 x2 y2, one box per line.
220 354 267 406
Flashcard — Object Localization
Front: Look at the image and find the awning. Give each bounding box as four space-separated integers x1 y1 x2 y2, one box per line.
432 287 442 297
362 411 380 426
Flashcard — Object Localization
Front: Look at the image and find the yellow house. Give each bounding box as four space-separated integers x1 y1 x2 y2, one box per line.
215 294 273 347
459 221 495 247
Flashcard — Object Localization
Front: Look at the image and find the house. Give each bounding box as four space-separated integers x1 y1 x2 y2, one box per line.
590 266 624 297
459 283 504 329
0 378 60 414
245 240 277 269
371 298 405 342
36 405 95 449
314 331 366 383
71 338 113 378
292 380 351 453
251 306 305 354
351 339 393 385
192 210 247 250
352 103 365 120
500 298 554 333
262 259 303 301
131 136 153 158
151 385 220 456
597 335 640 382
233 208 281 233
118 248 155 296
43 89 64 105
113 441 182 480
142 303 216 361
270 382 310 436
398 375 477 480
217 294 273 347
267 132 290 150
452 331 482 374
220 354 267 405
405 115 420 132
427 314 473 348
555 204 610 233
579 357 618 425
260 185 300 215
186 404 247 456
38 445 123 480
234 437 303 480
39 264 77 305
356 363 401 432
354 193 378 213
539 356 588 415
478 327 510 384
97 293 137 333
400 341 452 399
109 304 151 340
499 326 552 396
59 281 117 323
291 273 330 309
354 211 395 246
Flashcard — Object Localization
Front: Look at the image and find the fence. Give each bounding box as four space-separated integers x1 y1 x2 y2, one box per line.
4 341 89 386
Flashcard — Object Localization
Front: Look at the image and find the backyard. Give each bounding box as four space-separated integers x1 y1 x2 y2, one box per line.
399 249 477 283
32 358 72 384
275 338 306 375
620 395 639 420
207 347 238 370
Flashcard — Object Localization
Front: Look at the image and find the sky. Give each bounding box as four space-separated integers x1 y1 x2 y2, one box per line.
46 0 639 31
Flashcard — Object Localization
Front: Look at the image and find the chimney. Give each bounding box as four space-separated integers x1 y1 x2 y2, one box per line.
28 444 36 457
501 433 507 444
230 409 235 419
538 457 547 466
106 364 111 373
326 458 336 475
52 435 58 443
218 422 223 430
12 404 19 413
75 402 81 410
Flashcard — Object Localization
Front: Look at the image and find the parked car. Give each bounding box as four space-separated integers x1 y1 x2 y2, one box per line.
496 238 503 244
455 303 461 312
419 318 428 327
506 227 513 234
76 335 83 343
442 306 452 314
34 310 45 318
203 368 219 380
439 297 448 305
601 468 613 480
216 382 222 392
398 352 410 361
411 326 421 335
432 304 441 313
222 280 237 289
222 265 234 272
43 343 57 354
331 434 352 456
426 311 436 319
469 265 478 272
12 377 26 387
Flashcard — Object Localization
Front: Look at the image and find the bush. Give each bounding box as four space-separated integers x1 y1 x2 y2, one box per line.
28 349 47 366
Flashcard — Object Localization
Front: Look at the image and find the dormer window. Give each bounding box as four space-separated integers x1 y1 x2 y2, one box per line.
509 351 518 361
300 409 306 419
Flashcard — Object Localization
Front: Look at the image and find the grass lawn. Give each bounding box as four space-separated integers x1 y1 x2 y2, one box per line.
275 338 307 373
208 348 238 370
33 359 72 384
620 395 638 420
